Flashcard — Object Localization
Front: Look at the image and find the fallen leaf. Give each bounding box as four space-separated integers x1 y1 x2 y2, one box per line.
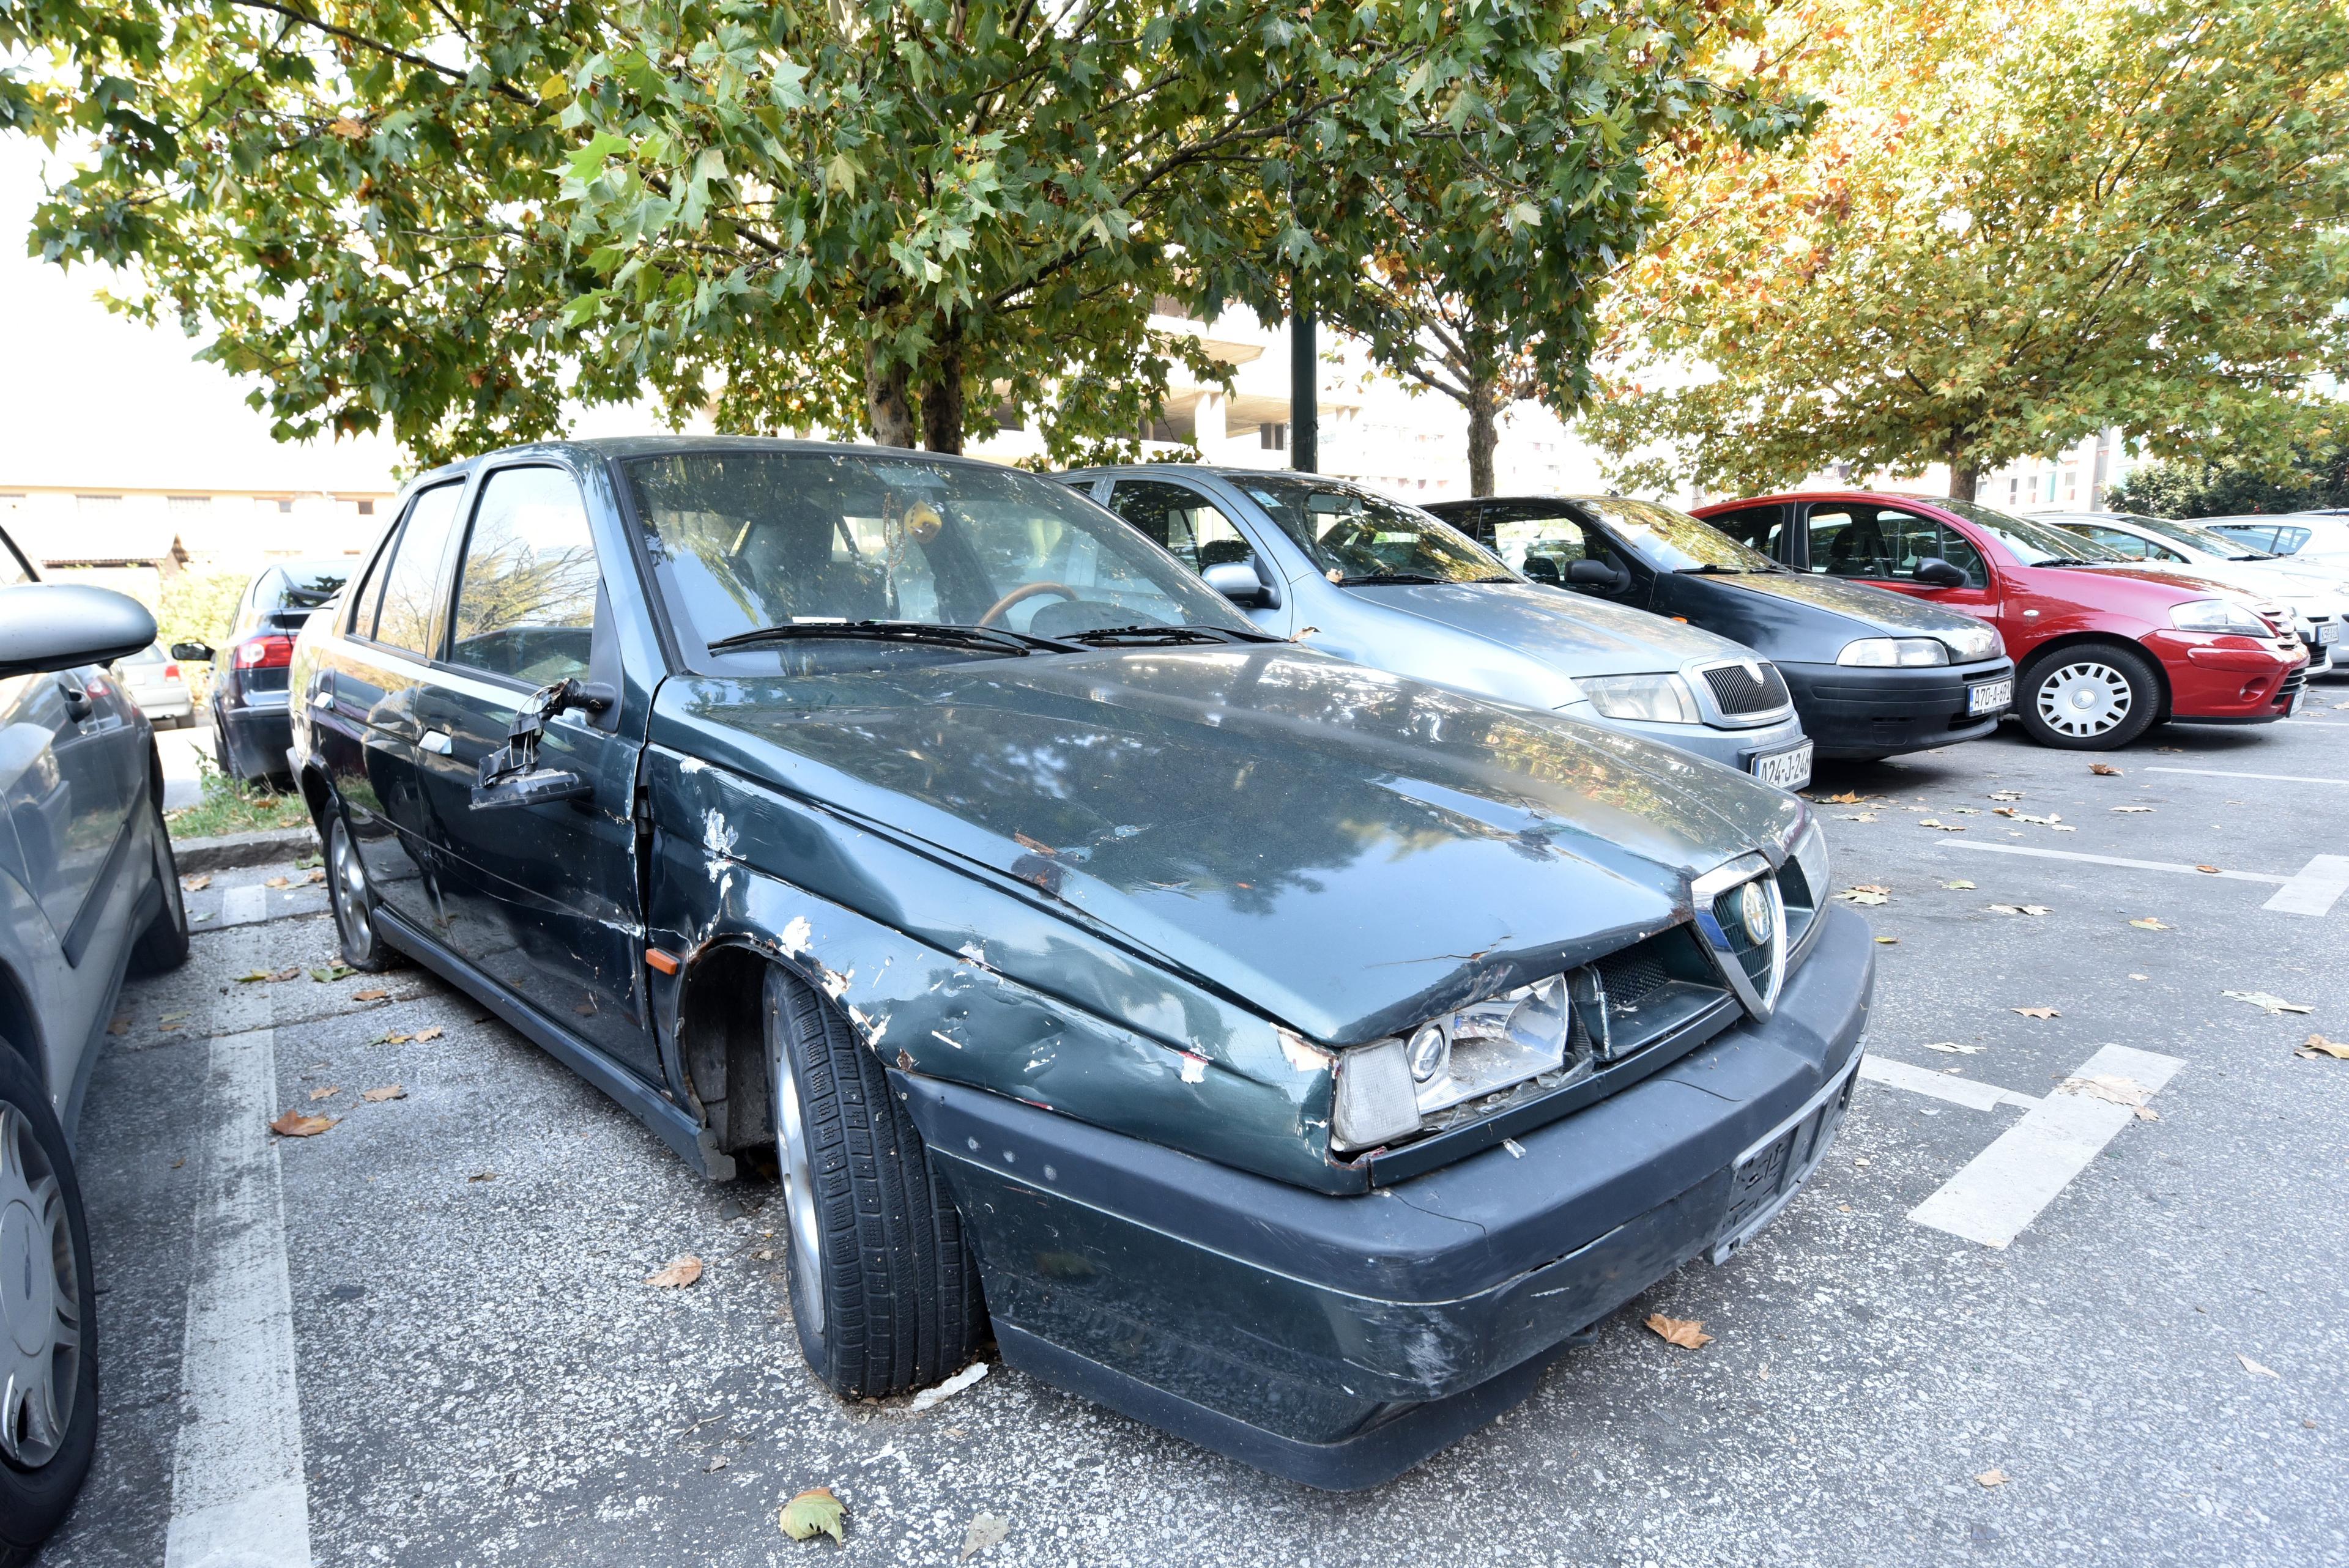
306 868 327 884
1976 1468 2009 1488
467 1170 495 1182
267 966 302 982
353 988 388 1002
1644 1313 1712 1350
2224 991 2312 1015
779 1487 846 1544
2238 1353 2279 1379
1838 887 1889 906
1012 830 1056 855
236 969 272 983
705 1454 730 1474
2058 1074 2153 1108
960 1513 1009 1561
2130 973 2149 980
2012 1007 2060 1019
308 1085 340 1101
2296 1034 2349 1060
107 1015 131 1037
1943 879 1976 890
310 964 353 983
1989 790 2024 801
2129 917 2170 930
2195 864 2221 875
1918 818 1965 831
1986 904 2054 916
182 873 212 891
1923 1041 1984 1054
2089 763 2121 776
414 1026 444 1043
295 854 322 869
1992 807 2019 818
361 1085 406 1101
269 1110 336 1137
1874 936 1900 945
1950 806 1980 815
374 1030 412 1045
1824 790 1863 804
265 876 291 889
647 1254 704 1288
2112 805 2154 813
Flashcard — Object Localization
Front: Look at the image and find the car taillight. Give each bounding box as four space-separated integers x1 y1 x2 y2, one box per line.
236 635 297 670
163 661 180 680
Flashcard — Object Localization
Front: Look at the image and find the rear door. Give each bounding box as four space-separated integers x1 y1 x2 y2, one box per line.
412 462 658 1079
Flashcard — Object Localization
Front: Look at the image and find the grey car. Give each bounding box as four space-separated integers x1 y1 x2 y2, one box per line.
0 524 191 1562
1063 465 1815 790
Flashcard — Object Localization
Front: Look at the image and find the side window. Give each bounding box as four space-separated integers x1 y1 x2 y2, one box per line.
1480 505 1595 580
1929 525 1987 587
1808 505 1933 580
1706 505 1784 558
2273 527 2311 555
449 468 602 686
344 530 393 636
1107 479 1251 573
371 483 467 656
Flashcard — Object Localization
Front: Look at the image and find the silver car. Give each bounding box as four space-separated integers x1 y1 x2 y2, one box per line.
1064 465 1814 790
2043 512 2349 673
108 640 196 728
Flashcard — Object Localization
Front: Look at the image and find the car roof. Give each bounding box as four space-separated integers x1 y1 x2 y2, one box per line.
409 435 1028 490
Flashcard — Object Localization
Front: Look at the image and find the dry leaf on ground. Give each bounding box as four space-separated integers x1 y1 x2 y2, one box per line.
960 1512 1009 1561
647 1254 704 1288
374 1030 412 1045
1924 1041 1984 1055
2129 917 2170 930
1874 936 1899 945
413 1026 444 1043
264 876 291 889
159 1010 190 1032
2058 1074 2152 1108
1822 790 1863 804
467 1171 497 1182
1943 879 1976 890
353 988 388 1002
2296 1034 2349 1060
1987 904 2054 916
269 1110 336 1137
2225 991 2313 1015
2089 763 2121 776
2012 1007 2060 1019
311 964 352 983
779 1487 846 1544
361 1085 406 1101
235 969 272 983
2237 1353 2279 1378
1976 1468 2009 1488
306 868 327 884
106 1015 130 1037
2113 805 2154 813
266 966 301 982
1838 887 1890 906
2195 864 2222 875
1989 790 2024 801
1644 1313 1712 1350
181 873 212 891
1918 819 1965 831
308 1085 340 1102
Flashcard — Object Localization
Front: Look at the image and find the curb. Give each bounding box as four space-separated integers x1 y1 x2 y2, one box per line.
173 826 321 874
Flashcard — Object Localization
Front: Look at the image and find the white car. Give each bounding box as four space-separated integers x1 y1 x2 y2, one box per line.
2203 512 2349 569
2044 511 2349 673
108 640 196 727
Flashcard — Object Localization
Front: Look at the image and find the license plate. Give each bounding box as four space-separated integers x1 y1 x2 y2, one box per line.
2289 689 2309 717
1967 677 2014 716
1750 741 1813 791
2319 624 2341 646
1712 1055 1860 1264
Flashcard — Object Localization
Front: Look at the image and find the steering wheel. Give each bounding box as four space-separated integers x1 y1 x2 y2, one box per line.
977 580 1080 627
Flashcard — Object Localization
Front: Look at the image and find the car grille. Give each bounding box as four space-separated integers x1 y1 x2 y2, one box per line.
1709 884 1778 994
1700 660 1791 716
2280 668 2308 701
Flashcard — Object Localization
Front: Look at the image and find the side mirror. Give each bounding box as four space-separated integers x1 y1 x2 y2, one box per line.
471 767 592 812
1201 560 1273 608
171 640 216 663
1567 558 1624 588
1521 556 1563 585
1913 558 1968 589
0 585 157 679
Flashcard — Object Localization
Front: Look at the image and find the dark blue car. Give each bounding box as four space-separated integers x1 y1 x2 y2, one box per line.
288 438 1871 1487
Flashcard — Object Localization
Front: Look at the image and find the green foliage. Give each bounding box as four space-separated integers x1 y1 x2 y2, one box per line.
4 0 1781 469
1587 0 2349 500
167 751 309 840
155 569 247 654
2113 438 2349 519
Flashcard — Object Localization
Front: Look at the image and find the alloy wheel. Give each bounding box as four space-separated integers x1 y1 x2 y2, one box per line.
330 818 374 954
2034 660 2134 738
770 1036 827 1339
0 1101 81 1470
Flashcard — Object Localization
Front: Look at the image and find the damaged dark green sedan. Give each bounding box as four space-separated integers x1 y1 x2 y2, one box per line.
286 438 1871 1488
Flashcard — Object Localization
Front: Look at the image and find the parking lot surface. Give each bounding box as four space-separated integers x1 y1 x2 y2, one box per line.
46 708 2349 1567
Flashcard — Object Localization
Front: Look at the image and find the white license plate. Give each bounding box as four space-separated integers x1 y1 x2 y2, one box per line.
2319 624 2341 646
1751 741 1813 791
1967 678 2014 716
2289 689 2309 717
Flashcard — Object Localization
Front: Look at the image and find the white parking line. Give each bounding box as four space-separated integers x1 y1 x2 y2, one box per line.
2145 766 2349 786
1859 1055 2041 1112
1940 841 2349 915
2262 854 2349 915
164 917 313 1568
1907 1045 2183 1249
1941 840 2287 884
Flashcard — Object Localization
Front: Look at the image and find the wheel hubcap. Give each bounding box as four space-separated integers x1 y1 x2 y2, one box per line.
2036 661 2132 737
770 1032 826 1339
332 821 373 952
0 1103 79 1468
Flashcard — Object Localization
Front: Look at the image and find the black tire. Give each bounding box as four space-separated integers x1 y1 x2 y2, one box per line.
764 964 984 1397
128 786 190 977
2016 642 2162 750
0 1042 99 1568
324 812 395 972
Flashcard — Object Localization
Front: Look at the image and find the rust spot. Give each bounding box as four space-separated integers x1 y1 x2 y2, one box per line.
1011 854 1064 897
896 1048 916 1071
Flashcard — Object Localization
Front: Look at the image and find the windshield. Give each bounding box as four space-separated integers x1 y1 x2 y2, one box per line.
1933 497 2133 566
623 448 1258 671
1236 477 1508 585
1578 497 1778 572
2118 512 2269 560
278 563 350 607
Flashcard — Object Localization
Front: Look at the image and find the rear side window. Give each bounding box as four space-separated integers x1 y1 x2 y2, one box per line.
371 483 467 656
1704 505 1784 558
2273 527 2312 555
1105 479 1253 573
449 467 601 686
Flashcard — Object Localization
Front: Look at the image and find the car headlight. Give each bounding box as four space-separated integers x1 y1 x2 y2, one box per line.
1330 974 1579 1152
1836 637 1949 667
1936 624 2001 662
2170 599 2272 636
1784 809 1830 907
1583 672 1702 724
1330 1039 1421 1152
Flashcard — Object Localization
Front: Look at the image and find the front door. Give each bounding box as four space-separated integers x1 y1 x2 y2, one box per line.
1479 501 1649 608
1801 501 2001 621
1103 477 1293 635
411 464 658 1081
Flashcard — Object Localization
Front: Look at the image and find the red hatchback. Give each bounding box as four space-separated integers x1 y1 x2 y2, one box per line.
1693 491 2310 750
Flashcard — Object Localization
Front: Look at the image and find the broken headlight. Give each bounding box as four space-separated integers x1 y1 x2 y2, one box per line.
1330 976 1578 1153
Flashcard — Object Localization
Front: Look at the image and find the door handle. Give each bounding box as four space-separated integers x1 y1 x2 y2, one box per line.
420 729 453 755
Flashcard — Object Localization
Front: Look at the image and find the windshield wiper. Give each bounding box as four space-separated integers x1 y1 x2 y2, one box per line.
2036 556 2098 568
706 619 1083 656
1674 564 1748 575
1063 623 1283 646
1337 571 1448 585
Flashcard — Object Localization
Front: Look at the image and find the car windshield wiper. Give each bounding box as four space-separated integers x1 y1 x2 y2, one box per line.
1674 563 1749 574
705 619 1083 657
1062 623 1284 646
1336 571 1449 585
2036 556 2098 568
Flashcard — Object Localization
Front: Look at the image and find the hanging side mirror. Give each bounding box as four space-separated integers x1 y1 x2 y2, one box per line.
1566 558 1627 589
1913 558 1968 589
171 641 216 663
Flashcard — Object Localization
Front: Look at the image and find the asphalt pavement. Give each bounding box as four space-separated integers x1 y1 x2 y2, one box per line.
45 700 2349 1567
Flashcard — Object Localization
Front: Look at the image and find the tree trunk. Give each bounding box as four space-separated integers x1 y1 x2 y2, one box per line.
1946 432 1978 503
921 328 965 455
864 342 916 448
1466 368 1499 498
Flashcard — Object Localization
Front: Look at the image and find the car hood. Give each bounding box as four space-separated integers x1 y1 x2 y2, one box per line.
1347 580 1745 673
655 645 1802 1044
1709 570 1988 634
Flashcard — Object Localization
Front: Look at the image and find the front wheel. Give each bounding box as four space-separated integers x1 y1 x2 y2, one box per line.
2017 643 2162 750
0 1043 98 1568
764 964 984 1397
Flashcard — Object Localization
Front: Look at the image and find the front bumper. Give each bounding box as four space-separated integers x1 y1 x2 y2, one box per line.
1568 703 1811 779
1778 657 2014 759
2147 630 2308 723
900 905 1874 1488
